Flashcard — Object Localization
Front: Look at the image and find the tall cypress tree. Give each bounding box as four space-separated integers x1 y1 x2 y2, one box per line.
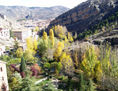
20 56 26 78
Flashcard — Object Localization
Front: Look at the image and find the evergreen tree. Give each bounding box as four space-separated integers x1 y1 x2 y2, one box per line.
20 56 26 78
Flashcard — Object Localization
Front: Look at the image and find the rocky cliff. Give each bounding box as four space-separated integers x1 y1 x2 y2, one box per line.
49 0 118 33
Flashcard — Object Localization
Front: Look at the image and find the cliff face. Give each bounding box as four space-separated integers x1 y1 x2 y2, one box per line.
49 0 118 33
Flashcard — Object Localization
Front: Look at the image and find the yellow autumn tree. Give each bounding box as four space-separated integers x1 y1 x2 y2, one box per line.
33 38 38 51
60 52 74 76
54 41 64 60
81 46 102 81
49 29 54 47
64 36 68 43
43 31 48 47
16 47 23 58
26 37 37 55
24 49 35 62
54 25 67 39
34 26 39 32
68 32 73 42
26 37 33 51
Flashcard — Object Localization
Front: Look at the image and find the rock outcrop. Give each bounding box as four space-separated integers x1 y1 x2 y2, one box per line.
49 0 118 33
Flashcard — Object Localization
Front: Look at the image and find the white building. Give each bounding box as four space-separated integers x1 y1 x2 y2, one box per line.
13 29 32 42
0 45 5 56
32 32 39 40
0 61 9 91
0 28 10 39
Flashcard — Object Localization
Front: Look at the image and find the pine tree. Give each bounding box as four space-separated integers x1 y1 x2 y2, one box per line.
49 29 54 47
20 56 26 78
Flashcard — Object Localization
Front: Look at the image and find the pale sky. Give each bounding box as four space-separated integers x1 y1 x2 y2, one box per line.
0 0 87 8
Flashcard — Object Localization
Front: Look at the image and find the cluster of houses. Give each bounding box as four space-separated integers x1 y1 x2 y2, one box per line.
0 27 39 56
0 27 39 91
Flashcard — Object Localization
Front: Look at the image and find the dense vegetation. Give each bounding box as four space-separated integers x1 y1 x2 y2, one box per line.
78 11 118 39
1 25 118 91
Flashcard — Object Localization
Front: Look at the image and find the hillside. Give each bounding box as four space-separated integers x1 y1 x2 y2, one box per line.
49 0 118 34
0 5 69 20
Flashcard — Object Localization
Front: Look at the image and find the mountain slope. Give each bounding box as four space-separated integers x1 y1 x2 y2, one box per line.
49 0 118 33
0 6 69 20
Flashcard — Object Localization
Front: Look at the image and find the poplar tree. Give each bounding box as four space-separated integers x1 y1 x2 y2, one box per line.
43 31 48 47
49 29 54 47
33 38 38 51
54 42 64 60
68 32 73 42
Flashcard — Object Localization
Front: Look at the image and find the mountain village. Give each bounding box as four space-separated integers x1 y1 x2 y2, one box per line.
0 15 48 91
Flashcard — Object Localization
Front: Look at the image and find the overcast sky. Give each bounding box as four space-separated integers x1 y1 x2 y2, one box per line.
0 0 87 8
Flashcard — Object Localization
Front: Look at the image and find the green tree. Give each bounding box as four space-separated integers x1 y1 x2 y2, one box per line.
79 73 86 91
81 46 102 81
16 48 23 58
87 79 96 91
20 56 26 78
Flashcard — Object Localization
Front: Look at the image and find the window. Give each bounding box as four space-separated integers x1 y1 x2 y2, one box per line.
0 67 3 72
2 77 4 81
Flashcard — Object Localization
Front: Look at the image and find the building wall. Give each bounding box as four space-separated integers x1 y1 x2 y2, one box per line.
0 46 5 56
0 29 10 39
13 31 22 40
13 30 32 42
22 30 32 42
0 61 9 91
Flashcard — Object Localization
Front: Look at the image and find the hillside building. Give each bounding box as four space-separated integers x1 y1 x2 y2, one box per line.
0 28 10 39
0 61 9 91
0 45 5 56
13 29 32 42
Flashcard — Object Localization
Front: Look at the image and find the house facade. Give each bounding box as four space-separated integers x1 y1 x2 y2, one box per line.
0 45 5 56
13 29 32 42
0 61 9 91
0 28 10 39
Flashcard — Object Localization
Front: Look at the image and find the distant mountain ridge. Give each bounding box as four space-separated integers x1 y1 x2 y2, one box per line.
0 5 69 20
49 0 118 33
